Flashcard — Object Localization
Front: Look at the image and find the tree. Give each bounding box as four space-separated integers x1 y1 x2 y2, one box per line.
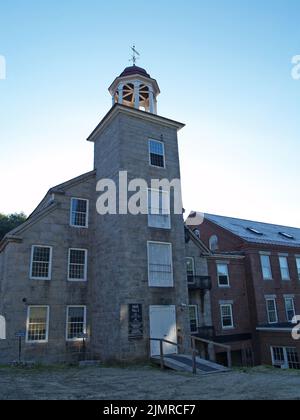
0 213 27 241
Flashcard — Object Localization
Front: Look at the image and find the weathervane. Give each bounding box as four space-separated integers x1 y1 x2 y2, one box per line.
130 45 140 66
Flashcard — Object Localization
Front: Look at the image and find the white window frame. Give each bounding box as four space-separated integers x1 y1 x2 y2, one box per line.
189 305 199 334
186 257 195 284
266 298 278 324
68 248 88 282
260 254 273 280
148 139 166 169
296 257 300 280
285 297 296 322
147 188 171 230
29 245 53 281
271 346 300 370
217 263 230 288
66 306 87 342
147 241 173 288
220 304 234 330
279 256 290 281
70 197 89 229
26 306 50 344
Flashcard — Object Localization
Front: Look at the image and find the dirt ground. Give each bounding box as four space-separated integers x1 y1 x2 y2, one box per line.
0 364 299 400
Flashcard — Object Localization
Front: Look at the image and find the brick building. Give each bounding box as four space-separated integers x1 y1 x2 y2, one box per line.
193 213 300 369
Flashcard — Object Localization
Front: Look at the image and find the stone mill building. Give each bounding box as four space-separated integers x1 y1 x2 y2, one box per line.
0 64 214 364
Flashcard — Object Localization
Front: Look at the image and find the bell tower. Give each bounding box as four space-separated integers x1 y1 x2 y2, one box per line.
108 65 160 114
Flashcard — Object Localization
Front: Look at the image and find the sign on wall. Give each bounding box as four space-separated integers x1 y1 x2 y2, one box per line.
128 304 143 340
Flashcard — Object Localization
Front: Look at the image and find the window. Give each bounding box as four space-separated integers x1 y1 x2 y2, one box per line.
149 139 165 168
247 227 263 236
279 232 294 240
148 242 173 287
285 297 295 322
266 298 278 324
296 258 300 280
271 347 285 368
271 347 300 370
217 263 230 287
260 255 272 280
26 306 49 343
279 256 290 281
220 304 234 329
66 306 86 341
186 257 195 283
286 348 300 370
189 305 199 333
70 198 89 228
148 189 171 229
30 246 52 280
209 235 219 251
68 249 88 281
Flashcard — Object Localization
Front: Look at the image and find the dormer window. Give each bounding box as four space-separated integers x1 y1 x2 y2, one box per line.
247 227 263 236
279 232 294 240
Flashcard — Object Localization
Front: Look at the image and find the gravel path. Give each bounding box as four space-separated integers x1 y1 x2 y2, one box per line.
0 365 299 400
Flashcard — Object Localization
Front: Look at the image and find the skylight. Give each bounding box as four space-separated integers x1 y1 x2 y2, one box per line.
279 232 295 240
246 227 263 236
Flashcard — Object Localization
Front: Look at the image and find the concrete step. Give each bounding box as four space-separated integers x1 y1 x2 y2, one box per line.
151 354 229 375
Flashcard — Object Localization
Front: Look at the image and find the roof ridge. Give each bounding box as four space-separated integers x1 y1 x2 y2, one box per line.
204 213 300 231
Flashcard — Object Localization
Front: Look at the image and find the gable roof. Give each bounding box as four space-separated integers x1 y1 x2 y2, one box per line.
204 214 300 247
185 225 211 255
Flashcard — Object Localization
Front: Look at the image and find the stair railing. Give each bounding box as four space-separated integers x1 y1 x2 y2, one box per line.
149 338 185 371
191 335 232 370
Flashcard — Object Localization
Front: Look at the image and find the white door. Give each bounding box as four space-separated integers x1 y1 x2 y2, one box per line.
150 306 178 357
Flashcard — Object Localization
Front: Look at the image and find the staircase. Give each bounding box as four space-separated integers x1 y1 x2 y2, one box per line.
151 353 229 375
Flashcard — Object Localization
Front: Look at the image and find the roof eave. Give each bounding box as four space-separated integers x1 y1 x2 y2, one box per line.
87 104 185 143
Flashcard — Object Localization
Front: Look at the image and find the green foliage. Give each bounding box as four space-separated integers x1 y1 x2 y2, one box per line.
0 213 27 241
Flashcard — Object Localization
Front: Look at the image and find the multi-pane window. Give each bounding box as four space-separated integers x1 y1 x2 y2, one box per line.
271 347 300 370
266 298 278 324
70 198 89 228
26 306 49 343
279 256 290 281
272 347 285 367
217 263 230 287
260 255 272 280
148 242 173 287
148 189 171 229
286 348 300 370
285 297 295 322
66 306 86 341
189 305 199 333
149 139 165 168
186 257 195 283
68 249 88 281
220 304 234 329
30 246 52 280
296 258 300 280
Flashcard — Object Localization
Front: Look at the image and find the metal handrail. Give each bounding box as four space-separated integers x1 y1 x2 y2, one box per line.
191 335 232 371
149 338 184 371
150 336 232 375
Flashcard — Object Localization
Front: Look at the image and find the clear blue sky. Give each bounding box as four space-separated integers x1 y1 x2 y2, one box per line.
0 0 299 226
